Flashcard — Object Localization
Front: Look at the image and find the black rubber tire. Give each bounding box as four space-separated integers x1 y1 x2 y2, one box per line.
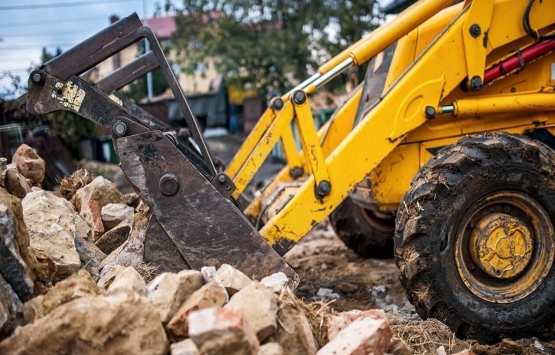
395 132 555 343
330 197 394 259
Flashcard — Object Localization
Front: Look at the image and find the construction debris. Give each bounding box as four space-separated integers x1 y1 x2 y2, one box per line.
147 270 204 323
225 282 278 341
0 149 550 354
11 144 45 187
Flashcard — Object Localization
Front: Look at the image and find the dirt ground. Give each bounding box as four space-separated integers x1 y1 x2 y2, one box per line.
86 133 555 354
206 133 555 355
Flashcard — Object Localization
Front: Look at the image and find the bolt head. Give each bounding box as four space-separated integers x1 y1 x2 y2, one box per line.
271 97 284 110
218 175 226 183
424 106 436 119
159 174 180 196
317 180 331 196
293 91 306 105
31 72 44 85
469 24 481 38
290 166 303 179
470 76 483 91
113 121 127 137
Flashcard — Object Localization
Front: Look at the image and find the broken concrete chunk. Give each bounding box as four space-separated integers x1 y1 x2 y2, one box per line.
0 273 24 341
259 343 284 355
22 295 43 325
101 203 134 231
11 144 45 187
188 307 259 355
106 266 147 296
36 270 101 320
73 176 126 239
82 200 105 241
97 204 151 277
0 292 169 355
166 281 228 340
5 164 30 198
147 270 204 323
261 272 289 293
316 317 393 355
267 302 317 355
74 234 106 280
97 265 126 289
0 190 36 301
328 309 389 341
170 338 200 355
73 176 126 213
225 283 277 341
0 157 7 187
95 222 131 254
452 351 475 355
217 264 253 295
22 190 82 281
201 265 229 301
201 266 218 283
124 192 140 207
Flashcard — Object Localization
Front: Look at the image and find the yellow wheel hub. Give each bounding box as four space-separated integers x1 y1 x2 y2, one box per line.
469 213 533 279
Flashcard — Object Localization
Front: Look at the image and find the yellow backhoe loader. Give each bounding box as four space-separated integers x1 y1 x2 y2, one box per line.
22 0 555 343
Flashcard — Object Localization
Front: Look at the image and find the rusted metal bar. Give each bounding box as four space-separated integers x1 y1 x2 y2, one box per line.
95 51 159 94
43 13 143 80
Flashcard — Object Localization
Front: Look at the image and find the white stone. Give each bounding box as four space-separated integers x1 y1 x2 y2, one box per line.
225 283 277 341
316 317 392 355
147 270 204 323
260 272 289 293
22 190 82 281
170 339 199 355
106 266 147 296
101 203 134 231
217 264 253 295
259 343 283 355
188 307 259 355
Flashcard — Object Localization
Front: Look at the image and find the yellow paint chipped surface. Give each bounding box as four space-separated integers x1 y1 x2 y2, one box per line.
52 81 85 112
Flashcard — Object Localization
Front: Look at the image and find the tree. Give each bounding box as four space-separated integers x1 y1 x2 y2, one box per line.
169 0 382 97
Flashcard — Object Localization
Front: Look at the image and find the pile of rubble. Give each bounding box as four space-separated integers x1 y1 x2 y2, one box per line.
0 144 476 354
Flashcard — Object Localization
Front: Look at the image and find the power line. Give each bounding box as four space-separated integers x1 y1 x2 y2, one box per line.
0 44 76 49
0 58 36 62
0 0 139 11
0 16 109 28
1 30 96 38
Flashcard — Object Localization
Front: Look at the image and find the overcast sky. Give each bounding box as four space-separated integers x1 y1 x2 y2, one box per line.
0 0 162 94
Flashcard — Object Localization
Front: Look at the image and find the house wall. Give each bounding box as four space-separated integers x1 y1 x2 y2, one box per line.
94 43 220 97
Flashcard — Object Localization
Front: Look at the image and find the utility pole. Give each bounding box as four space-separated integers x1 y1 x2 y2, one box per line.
144 0 154 99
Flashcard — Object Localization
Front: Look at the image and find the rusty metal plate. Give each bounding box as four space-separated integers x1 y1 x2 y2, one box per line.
118 130 297 280
144 217 190 274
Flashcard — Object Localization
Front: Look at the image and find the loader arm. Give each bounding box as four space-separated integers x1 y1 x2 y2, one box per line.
230 0 555 254
24 13 296 280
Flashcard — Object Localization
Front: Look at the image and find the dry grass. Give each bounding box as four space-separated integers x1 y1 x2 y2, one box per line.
58 169 92 200
133 262 158 284
276 286 337 348
392 318 472 355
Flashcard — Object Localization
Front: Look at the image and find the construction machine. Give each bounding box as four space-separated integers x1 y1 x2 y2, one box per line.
21 0 555 343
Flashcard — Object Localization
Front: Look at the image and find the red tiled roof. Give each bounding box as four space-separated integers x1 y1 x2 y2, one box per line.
142 16 176 39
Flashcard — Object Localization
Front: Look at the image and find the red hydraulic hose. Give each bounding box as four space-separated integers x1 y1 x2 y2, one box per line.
483 38 555 85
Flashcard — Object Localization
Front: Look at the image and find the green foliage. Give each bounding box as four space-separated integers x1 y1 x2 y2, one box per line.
168 0 382 97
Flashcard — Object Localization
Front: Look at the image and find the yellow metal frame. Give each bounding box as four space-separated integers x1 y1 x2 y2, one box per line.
226 0 555 253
